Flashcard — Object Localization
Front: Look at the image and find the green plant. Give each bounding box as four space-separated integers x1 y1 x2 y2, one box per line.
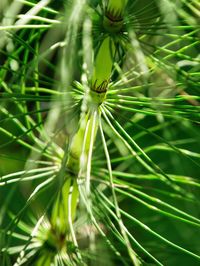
0 0 200 265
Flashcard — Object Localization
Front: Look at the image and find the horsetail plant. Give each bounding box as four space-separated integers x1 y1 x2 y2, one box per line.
0 0 200 265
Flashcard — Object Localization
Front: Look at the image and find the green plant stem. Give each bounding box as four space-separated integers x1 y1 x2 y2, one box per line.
50 109 99 240
107 0 128 14
49 0 128 256
91 36 116 92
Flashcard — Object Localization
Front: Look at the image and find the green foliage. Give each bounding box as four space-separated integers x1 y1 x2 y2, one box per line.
0 0 200 265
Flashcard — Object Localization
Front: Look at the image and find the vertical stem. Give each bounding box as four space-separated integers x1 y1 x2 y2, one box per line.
104 0 127 32
50 0 128 255
51 110 99 236
107 0 128 16
51 177 71 234
91 36 116 93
